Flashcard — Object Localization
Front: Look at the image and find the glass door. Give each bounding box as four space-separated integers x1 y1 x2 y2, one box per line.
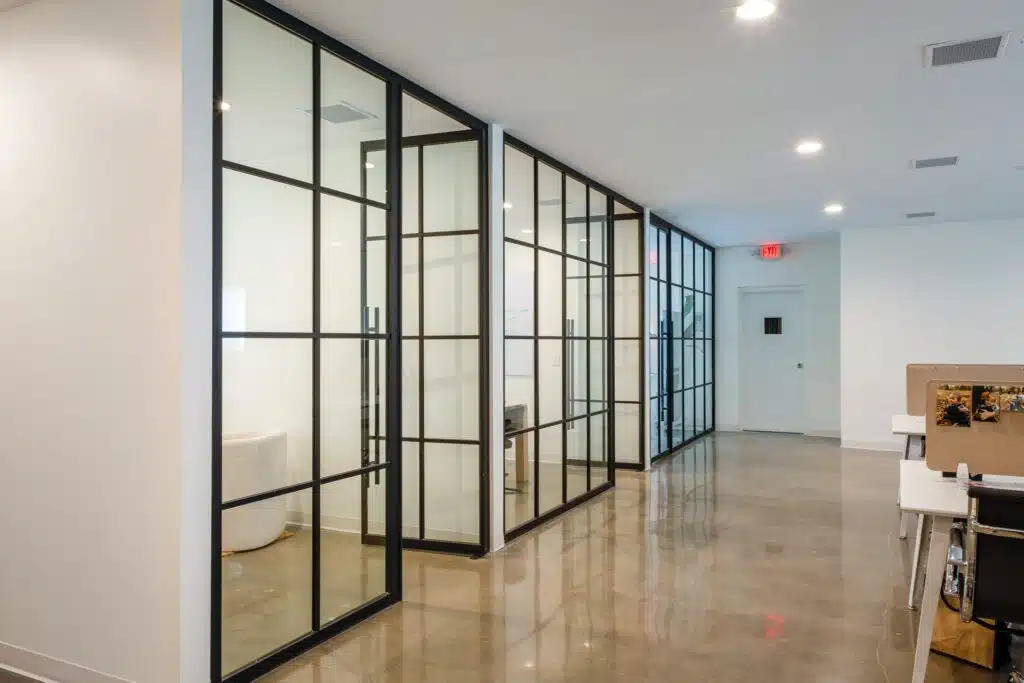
360 99 485 554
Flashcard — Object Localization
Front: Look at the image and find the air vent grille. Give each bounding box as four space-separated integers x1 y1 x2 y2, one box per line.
926 35 1006 67
308 101 377 124
906 212 937 219
914 156 958 169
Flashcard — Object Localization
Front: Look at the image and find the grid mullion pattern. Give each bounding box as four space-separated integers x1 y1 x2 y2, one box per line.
502 139 616 540
648 215 715 462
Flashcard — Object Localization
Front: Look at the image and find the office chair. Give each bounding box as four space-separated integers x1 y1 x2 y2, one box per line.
945 487 1024 682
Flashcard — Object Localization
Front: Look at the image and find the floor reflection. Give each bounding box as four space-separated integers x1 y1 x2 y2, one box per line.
260 433 1014 683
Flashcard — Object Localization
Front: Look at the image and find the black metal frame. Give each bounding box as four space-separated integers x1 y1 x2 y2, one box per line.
359 128 490 557
501 135 641 542
212 1 490 680
610 207 646 471
648 214 715 463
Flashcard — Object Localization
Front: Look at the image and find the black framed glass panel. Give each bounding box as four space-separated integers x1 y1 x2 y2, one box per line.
648 215 715 462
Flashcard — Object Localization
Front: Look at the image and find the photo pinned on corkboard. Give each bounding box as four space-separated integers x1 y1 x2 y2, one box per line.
998 386 1024 414
936 385 972 428
971 385 1001 424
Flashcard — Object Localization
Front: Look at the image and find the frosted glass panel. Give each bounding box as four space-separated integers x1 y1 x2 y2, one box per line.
614 276 640 338
613 218 640 275
589 265 606 338
223 3 312 181
504 145 535 243
423 444 479 543
423 340 478 440
538 340 563 425
566 420 587 500
402 340 419 438
320 50 388 201
402 237 419 335
670 231 682 285
566 258 587 337
223 170 312 333
565 177 587 259
537 163 562 251
320 339 384 477
403 147 419 233
422 235 478 336
683 237 694 289
423 141 478 233
505 242 535 337
614 340 640 402
222 339 312 495
589 188 607 264
614 404 641 465
320 195 386 334
537 251 563 337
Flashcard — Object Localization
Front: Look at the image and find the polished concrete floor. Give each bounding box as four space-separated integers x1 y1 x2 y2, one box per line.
253 432 1015 682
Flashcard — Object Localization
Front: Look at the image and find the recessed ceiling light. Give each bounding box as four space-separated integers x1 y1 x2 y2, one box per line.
503 201 513 209
330 241 343 247
580 238 589 242
218 101 231 112
796 139 823 156
735 0 776 21
522 229 534 234
823 203 844 215
364 162 375 169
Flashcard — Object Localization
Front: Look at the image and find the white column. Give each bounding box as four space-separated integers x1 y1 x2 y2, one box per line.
487 124 506 552
0 0 212 680
642 208 652 470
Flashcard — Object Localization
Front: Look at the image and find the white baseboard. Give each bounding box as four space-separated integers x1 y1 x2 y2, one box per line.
841 439 903 453
0 642 131 683
806 429 841 439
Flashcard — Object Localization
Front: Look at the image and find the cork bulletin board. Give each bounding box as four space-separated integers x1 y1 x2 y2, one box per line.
925 378 1024 477
906 364 1024 416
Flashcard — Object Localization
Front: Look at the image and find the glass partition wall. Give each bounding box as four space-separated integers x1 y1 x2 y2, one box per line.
214 1 487 681
611 204 645 470
503 137 640 540
648 215 715 461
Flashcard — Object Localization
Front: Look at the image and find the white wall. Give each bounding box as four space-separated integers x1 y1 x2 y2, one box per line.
0 0 210 681
840 219 1024 450
715 236 841 437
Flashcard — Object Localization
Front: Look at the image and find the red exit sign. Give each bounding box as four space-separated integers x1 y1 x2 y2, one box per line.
760 243 783 260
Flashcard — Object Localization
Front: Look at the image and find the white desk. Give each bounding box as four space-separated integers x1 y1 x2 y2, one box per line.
892 413 926 457
899 461 1023 683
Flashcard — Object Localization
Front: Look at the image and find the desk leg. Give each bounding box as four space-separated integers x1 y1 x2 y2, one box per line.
515 434 528 484
904 435 911 460
911 516 951 683
908 513 926 610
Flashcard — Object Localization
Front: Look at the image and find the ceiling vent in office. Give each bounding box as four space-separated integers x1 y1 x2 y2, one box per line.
924 34 1008 68
309 101 378 124
913 156 959 170
906 212 937 219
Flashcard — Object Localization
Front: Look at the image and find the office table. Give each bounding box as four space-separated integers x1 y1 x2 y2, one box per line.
899 461 1022 683
504 404 529 490
892 413 926 459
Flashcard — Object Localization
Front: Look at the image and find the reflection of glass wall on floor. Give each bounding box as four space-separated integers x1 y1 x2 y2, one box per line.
648 215 715 462
362 95 486 554
503 138 631 539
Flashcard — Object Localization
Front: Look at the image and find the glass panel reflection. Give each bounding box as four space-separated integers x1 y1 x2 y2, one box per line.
221 489 312 676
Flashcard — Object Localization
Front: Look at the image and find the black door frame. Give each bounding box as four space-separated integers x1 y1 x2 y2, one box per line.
359 129 491 557
212 1 489 681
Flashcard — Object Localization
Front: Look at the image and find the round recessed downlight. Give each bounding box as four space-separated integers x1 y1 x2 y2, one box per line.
364 162 375 169
796 139 824 156
823 203 844 215
736 0 776 21
218 101 231 112
503 201 513 209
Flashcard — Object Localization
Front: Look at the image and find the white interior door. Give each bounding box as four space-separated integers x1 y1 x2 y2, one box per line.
739 290 806 433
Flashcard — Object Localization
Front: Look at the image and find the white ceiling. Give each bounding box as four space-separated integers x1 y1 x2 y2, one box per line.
271 0 1024 246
